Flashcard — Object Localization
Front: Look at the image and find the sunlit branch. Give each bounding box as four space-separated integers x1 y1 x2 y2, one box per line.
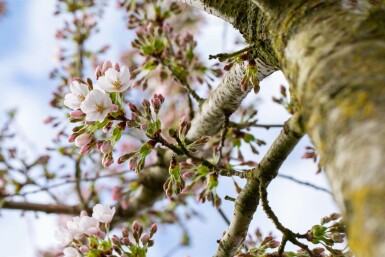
186 61 275 141
215 115 304 257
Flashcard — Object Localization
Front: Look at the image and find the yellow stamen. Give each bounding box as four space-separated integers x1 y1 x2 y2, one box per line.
78 95 85 102
94 104 105 113
112 80 121 90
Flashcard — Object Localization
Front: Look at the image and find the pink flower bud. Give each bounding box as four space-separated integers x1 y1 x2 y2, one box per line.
101 60 112 73
97 141 103 149
102 154 114 168
140 233 150 245
128 157 137 170
151 98 161 113
112 186 123 201
68 133 77 143
79 245 89 253
150 223 157 236
110 104 119 112
179 115 189 127
80 144 92 155
132 220 141 233
75 133 92 148
182 171 193 179
95 65 102 79
96 230 106 240
122 227 129 237
70 110 84 119
267 240 280 248
100 141 112 154
80 210 88 217
114 63 120 72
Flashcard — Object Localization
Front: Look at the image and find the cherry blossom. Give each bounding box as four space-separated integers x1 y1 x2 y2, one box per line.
64 81 90 110
54 228 73 246
80 89 112 122
66 216 82 238
78 216 99 235
92 203 116 223
63 247 82 257
97 66 131 92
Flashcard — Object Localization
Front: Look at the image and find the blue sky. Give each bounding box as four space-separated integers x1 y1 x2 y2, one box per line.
0 1 339 256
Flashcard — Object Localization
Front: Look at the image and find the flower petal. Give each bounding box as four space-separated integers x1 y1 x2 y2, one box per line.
80 98 95 113
85 111 104 122
64 93 80 110
119 66 130 83
105 68 119 80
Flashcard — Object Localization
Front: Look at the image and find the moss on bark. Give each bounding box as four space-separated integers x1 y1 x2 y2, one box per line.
264 1 385 255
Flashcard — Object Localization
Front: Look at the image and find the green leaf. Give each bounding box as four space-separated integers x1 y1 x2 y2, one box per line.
243 133 255 143
186 49 194 61
112 127 122 141
85 249 100 257
233 138 241 147
154 39 165 52
141 45 154 56
169 164 181 177
143 60 157 70
197 165 210 175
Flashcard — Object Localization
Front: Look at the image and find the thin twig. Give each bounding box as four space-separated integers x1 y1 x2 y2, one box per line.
278 235 288 256
277 174 332 195
187 95 195 120
224 195 236 202
209 45 254 62
75 156 86 209
259 184 316 257
218 207 231 225
217 115 230 165
3 169 136 198
229 121 284 130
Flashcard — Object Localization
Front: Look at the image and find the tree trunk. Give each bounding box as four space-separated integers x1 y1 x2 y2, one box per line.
265 1 385 255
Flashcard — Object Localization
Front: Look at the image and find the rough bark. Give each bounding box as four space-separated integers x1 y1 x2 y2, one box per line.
263 1 385 256
215 115 303 257
183 0 385 256
187 60 275 141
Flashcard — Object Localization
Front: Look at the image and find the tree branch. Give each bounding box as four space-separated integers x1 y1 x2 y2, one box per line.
2 201 83 215
250 0 289 18
214 115 304 257
177 0 236 24
186 60 275 141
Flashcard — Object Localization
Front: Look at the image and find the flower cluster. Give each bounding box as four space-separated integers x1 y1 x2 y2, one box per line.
54 204 115 248
64 61 131 122
55 204 157 257
235 236 280 257
305 213 351 256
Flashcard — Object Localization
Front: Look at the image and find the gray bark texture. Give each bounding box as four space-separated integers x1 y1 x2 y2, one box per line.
183 0 385 256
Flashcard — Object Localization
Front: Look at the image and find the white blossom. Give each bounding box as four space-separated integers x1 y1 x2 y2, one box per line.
80 89 112 122
64 81 89 110
92 203 116 223
63 247 82 257
66 216 82 238
54 228 73 246
98 66 131 93
75 133 92 148
78 216 99 235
